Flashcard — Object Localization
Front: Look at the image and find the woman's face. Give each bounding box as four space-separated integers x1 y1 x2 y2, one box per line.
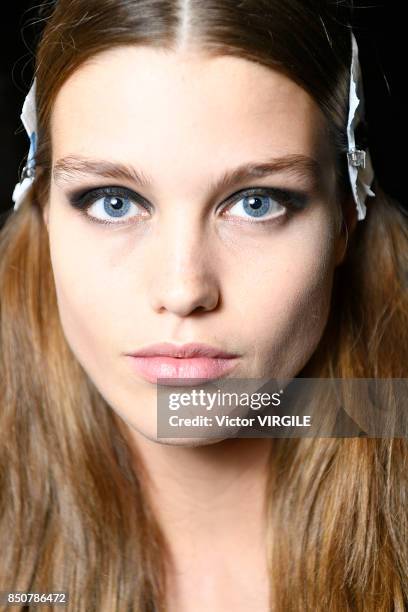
44 46 345 442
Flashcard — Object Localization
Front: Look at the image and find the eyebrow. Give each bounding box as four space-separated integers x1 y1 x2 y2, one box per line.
52 153 322 193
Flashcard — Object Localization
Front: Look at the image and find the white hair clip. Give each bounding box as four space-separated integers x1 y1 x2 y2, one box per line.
347 31 376 221
12 79 37 211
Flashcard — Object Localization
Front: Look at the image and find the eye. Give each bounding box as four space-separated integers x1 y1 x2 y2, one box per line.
68 186 150 225
222 187 308 223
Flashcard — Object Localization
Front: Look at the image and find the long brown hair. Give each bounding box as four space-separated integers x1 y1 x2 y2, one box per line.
1 1 407 610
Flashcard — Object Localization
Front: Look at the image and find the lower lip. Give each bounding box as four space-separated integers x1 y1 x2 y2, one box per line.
127 355 239 385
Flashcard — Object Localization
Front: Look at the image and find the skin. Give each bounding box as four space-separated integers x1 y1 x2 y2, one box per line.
42 46 352 610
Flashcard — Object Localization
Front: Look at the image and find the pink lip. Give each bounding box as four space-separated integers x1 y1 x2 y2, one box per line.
125 342 240 385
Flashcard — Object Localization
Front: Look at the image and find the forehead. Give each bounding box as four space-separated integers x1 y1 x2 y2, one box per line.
51 46 330 182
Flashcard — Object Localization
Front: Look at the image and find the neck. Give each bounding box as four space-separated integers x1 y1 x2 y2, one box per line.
130 433 272 567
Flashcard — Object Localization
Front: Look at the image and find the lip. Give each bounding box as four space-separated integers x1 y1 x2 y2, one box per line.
125 342 240 385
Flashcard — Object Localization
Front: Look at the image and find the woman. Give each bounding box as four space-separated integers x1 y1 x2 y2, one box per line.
1 0 407 610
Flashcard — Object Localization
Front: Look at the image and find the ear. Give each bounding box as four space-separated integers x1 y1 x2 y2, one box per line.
334 193 357 266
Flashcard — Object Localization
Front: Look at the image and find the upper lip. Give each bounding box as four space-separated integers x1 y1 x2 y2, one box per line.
127 342 239 359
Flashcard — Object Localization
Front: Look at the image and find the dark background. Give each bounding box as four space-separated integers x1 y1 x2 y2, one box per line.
0 1 406 215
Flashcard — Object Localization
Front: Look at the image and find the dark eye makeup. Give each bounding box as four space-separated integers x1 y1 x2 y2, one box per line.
64 184 311 227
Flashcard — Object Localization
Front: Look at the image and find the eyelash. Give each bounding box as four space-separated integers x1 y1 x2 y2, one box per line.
67 185 309 227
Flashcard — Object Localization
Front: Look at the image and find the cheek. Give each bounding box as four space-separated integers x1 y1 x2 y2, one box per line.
233 220 337 377
47 213 119 375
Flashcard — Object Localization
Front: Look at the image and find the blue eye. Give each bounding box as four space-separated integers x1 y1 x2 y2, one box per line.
224 188 308 222
68 186 149 225
101 195 132 218
243 194 272 217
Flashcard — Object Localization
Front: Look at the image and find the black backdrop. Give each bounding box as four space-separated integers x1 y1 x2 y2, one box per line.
0 1 406 215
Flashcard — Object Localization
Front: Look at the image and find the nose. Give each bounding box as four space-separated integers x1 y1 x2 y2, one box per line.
148 220 221 317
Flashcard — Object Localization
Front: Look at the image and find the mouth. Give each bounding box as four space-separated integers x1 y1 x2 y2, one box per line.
125 342 240 385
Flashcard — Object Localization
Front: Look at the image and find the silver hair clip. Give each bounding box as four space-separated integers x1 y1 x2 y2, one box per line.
346 32 375 221
347 148 366 169
12 79 37 211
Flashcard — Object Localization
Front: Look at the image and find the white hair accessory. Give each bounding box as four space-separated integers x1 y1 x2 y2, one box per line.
12 79 37 211
347 31 376 220
12 31 375 218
